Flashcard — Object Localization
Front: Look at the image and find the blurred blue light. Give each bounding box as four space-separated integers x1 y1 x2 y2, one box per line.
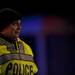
20 15 43 36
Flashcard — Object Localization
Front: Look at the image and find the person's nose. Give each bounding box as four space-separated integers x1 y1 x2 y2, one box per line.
17 24 21 30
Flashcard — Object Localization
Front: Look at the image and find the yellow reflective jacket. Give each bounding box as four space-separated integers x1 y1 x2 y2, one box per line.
0 37 38 75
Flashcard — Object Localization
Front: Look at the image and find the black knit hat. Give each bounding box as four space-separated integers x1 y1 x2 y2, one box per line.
0 8 21 31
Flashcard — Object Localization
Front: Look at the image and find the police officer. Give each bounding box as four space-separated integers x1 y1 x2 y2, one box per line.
0 8 38 75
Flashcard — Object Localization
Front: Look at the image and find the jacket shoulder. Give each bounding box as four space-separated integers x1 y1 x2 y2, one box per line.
18 38 34 57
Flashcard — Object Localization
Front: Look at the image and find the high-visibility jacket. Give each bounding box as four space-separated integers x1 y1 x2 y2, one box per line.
0 37 38 75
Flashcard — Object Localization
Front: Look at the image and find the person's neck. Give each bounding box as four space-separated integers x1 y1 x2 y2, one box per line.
0 33 17 43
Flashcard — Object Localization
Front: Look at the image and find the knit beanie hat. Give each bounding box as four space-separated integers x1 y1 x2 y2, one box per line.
0 8 21 31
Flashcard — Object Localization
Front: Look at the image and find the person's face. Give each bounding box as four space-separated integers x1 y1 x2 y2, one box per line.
3 20 21 39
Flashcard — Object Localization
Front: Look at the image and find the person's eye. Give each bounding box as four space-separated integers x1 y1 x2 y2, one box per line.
12 23 17 25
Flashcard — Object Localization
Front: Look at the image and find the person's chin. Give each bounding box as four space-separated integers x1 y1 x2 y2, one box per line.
14 35 19 39
16 35 19 38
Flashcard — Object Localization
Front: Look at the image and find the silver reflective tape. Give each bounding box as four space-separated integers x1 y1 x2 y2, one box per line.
0 37 16 52
0 38 11 45
0 54 33 65
17 41 24 54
